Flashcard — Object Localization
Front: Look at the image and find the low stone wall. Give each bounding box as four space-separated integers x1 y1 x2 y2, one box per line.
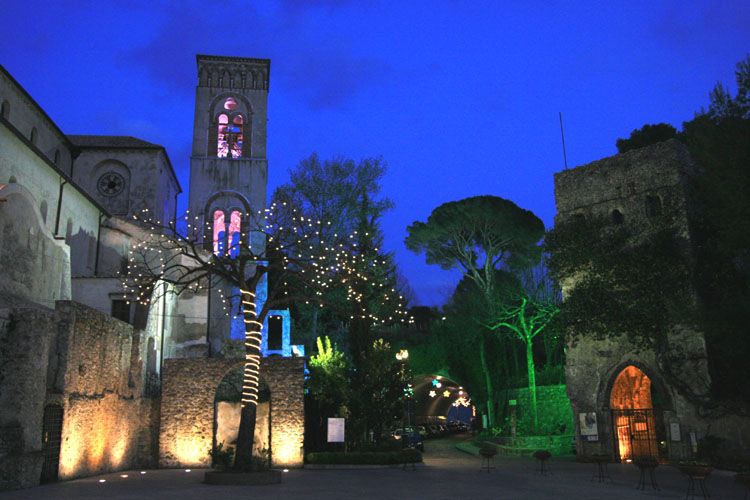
0 304 58 490
159 357 305 469
55 302 155 480
501 385 574 436
0 300 156 489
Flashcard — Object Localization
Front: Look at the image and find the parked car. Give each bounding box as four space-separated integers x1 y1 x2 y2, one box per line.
391 427 424 451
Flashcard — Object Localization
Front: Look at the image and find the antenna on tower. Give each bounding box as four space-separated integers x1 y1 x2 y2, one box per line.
559 112 569 170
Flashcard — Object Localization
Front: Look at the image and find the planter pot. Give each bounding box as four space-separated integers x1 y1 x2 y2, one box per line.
479 448 498 459
204 469 282 485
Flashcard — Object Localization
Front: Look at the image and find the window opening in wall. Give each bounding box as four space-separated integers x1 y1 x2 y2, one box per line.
611 209 624 225
229 210 241 258
213 209 226 255
224 97 238 110
216 98 244 159
111 299 131 323
53 150 60 165
1 100 9 119
40 200 48 224
30 127 37 145
645 195 662 218
40 404 63 483
97 172 125 196
268 315 283 351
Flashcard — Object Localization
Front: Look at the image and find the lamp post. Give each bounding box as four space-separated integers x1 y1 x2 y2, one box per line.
395 349 409 447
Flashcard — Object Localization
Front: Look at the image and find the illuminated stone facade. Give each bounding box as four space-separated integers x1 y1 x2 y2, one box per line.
0 301 157 489
0 55 305 491
159 357 305 468
553 140 750 461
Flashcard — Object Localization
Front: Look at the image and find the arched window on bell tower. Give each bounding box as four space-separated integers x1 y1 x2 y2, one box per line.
213 97 247 159
213 209 226 255
228 210 242 258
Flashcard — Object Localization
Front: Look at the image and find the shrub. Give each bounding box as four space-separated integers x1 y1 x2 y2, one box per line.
209 443 234 470
306 449 422 465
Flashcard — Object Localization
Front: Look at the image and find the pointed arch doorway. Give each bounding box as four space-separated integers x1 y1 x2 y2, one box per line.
609 365 666 462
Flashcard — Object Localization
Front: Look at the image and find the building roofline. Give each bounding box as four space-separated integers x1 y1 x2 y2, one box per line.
0 64 77 151
196 54 271 65
0 115 111 217
67 136 183 193
553 139 689 181
0 64 182 195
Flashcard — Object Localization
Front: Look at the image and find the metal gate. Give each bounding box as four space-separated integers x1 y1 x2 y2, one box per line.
611 409 659 461
40 405 64 483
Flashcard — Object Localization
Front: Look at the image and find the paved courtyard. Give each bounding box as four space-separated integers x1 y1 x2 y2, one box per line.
0 435 745 499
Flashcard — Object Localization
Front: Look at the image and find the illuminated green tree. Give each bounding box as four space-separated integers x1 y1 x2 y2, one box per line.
308 336 349 414
406 195 545 426
486 293 558 430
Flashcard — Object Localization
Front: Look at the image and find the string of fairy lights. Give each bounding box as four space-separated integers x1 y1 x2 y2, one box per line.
122 201 413 408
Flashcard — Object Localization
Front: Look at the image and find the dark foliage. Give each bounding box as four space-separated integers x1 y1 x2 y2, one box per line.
616 123 678 153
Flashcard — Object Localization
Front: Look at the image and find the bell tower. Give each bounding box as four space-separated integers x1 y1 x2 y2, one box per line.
187 54 270 244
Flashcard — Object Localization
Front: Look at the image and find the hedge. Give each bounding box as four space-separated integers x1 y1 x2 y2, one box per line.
306 449 422 465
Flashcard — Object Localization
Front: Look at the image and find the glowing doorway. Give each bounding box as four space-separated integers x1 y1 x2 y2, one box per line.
609 366 658 461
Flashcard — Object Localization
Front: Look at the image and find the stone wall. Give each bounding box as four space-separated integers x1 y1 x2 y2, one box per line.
0 304 58 490
501 384 574 436
552 140 750 461
72 148 179 225
0 299 157 490
160 356 305 468
54 301 155 480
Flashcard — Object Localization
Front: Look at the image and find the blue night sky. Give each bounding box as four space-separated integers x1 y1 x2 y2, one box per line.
1 1 747 305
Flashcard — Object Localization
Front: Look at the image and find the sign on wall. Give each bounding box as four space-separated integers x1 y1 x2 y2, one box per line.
579 412 599 441
327 418 345 443
670 422 681 442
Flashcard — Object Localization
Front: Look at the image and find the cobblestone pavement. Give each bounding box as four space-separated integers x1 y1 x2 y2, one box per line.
1 435 745 499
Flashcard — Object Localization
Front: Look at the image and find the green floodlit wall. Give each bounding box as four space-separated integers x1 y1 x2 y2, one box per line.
500 385 574 436
491 384 575 456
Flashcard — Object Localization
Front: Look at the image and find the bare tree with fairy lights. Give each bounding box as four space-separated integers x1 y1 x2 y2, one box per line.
123 202 410 471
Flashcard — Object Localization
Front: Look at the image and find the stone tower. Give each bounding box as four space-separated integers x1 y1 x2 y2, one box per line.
553 140 713 462
188 54 270 244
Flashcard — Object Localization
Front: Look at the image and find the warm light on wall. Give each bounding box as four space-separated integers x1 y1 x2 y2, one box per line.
173 437 209 466
273 437 302 466
109 432 128 467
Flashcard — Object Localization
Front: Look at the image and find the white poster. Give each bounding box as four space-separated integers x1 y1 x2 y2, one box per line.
579 412 598 440
327 418 345 443
670 422 681 442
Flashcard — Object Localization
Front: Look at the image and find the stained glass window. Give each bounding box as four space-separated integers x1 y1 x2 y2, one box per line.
229 210 241 258
216 98 245 159
213 210 226 255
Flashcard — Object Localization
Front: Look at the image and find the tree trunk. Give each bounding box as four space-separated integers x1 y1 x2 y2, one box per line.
525 338 538 432
233 288 263 471
479 337 495 428
234 403 258 470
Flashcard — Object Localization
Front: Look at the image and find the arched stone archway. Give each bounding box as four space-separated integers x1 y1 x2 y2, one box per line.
159 357 304 468
214 366 271 464
606 364 670 461
412 374 473 424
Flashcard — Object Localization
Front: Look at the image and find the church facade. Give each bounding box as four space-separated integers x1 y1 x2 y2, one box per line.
0 55 303 491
